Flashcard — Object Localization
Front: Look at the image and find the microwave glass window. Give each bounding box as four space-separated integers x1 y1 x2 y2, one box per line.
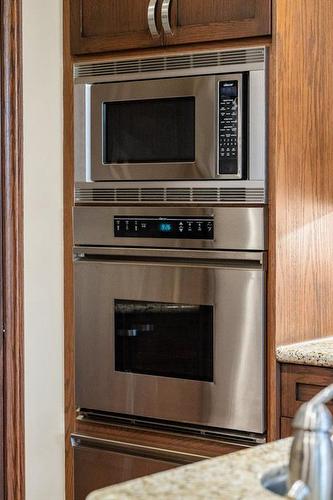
104 97 195 164
115 299 213 381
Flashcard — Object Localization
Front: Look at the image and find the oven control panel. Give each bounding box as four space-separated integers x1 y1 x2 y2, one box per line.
114 216 214 239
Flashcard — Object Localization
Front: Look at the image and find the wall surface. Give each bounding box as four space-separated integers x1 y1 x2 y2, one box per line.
22 0 64 498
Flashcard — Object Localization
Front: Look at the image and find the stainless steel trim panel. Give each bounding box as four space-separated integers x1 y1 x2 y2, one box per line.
249 70 266 181
74 84 91 182
74 251 266 433
71 434 205 463
76 411 265 445
74 181 267 204
73 206 267 250
73 47 266 84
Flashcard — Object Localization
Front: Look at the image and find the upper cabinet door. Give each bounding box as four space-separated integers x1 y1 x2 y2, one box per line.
163 0 271 46
70 0 164 55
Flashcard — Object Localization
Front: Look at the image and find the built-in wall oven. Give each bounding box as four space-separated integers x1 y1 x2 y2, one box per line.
74 206 266 443
74 46 267 206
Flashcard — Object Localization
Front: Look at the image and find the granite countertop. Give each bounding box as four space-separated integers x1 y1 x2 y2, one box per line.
87 438 292 500
276 336 333 367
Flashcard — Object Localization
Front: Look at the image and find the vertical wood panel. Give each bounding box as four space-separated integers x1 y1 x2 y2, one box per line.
266 0 278 443
1 0 24 498
272 1 333 345
64 0 75 498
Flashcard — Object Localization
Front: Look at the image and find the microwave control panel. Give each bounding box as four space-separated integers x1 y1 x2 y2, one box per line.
218 77 242 178
114 216 214 239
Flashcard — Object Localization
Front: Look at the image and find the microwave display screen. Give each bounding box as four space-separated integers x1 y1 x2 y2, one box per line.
103 97 195 164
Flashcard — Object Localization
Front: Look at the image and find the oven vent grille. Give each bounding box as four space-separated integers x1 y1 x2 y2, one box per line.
75 186 265 204
74 48 265 80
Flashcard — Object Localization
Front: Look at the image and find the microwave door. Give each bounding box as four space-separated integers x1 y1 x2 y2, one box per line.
90 76 216 181
75 255 265 434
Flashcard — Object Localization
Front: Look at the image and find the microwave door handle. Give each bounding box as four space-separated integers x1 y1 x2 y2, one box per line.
161 0 173 35
148 0 160 38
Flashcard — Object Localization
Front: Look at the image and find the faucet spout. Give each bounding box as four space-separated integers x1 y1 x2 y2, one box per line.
288 384 333 500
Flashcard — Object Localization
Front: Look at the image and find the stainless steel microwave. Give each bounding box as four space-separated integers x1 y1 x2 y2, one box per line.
74 47 267 199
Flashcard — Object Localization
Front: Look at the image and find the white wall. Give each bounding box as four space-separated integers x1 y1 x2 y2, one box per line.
23 0 64 499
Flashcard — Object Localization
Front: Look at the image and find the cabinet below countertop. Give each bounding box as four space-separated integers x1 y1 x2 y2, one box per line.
279 361 333 438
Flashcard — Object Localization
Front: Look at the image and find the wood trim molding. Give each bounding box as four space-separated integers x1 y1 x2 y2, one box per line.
1 0 25 499
64 0 75 498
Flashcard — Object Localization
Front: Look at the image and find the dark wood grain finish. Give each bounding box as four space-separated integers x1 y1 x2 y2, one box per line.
272 0 333 346
1 0 24 498
77 420 245 458
280 417 293 439
64 0 75 498
70 0 163 55
280 364 333 418
166 0 271 46
71 35 272 64
74 444 178 500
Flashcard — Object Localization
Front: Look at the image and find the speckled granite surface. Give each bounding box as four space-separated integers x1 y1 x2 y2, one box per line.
87 438 292 500
276 337 333 367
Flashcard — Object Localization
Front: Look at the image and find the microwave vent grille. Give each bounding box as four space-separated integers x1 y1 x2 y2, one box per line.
75 186 265 204
192 188 219 201
141 188 165 201
74 48 265 80
166 188 192 201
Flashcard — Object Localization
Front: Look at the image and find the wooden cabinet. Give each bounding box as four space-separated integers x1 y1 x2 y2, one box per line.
280 364 333 438
70 0 163 55
73 437 180 500
166 0 271 46
70 0 272 55
72 421 245 499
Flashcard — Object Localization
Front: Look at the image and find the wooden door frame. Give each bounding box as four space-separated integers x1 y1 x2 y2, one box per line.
1 0 25 499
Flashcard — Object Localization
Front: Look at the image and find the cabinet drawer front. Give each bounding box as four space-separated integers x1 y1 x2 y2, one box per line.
73 436 184 500
280 364 333 418
166 0 271 46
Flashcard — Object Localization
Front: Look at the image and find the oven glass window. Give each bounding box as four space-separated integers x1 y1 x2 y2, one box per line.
104 97 195 164
115 299 213 381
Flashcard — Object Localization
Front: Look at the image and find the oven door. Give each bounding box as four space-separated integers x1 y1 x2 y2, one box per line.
90 76 217 181
74 249 265 434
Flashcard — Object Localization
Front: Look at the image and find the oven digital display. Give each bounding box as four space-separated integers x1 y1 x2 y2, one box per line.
114 216 214 239
159 223 173 233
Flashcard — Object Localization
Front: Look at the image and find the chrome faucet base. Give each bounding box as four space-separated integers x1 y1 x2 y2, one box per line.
288 384 333 500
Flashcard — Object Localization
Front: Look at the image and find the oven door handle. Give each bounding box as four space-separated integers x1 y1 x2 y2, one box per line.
74 246 265 268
